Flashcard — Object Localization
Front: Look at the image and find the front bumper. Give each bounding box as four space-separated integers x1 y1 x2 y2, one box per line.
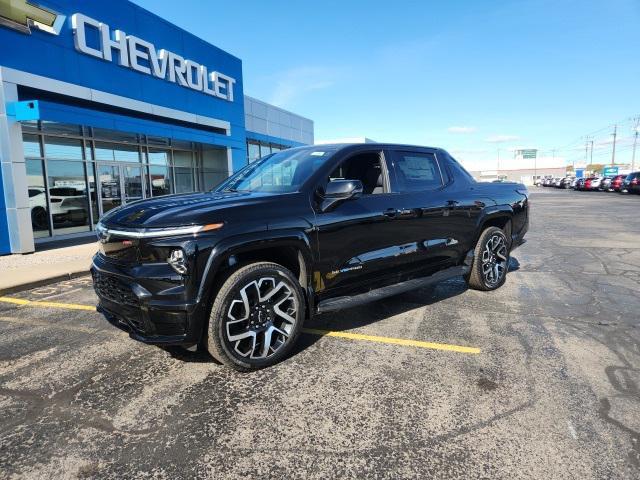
91 254 209 346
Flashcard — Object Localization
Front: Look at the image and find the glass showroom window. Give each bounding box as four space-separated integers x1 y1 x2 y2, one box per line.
248 142 260 163
94 141 140 162
201 144 229 189
43 136 84 160
21 121 225 239
23 133 50 238
86 162 99 226
26 158 50 239
174 150 195 193
259 143 271 158
46 160 91 235
147 148 173 196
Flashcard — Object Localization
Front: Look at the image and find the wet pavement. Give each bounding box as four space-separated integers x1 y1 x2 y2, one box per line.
0 189 639 479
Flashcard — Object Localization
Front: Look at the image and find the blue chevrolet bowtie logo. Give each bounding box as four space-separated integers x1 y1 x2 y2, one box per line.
0 0 64 35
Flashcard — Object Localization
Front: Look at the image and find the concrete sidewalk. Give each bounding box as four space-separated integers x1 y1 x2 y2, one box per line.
0 242 96 294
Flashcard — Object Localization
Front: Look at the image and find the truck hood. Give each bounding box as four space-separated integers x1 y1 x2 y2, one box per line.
100 191 276 229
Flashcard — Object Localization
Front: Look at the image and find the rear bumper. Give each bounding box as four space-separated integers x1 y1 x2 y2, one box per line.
91 254 208 346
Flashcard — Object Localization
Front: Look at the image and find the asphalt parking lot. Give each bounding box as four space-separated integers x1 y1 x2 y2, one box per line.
1 189 639 479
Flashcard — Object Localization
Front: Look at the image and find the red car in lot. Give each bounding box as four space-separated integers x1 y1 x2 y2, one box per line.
610 174 626 192
584 177 594 190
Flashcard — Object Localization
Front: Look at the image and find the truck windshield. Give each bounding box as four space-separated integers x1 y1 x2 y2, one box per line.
215 147 337 193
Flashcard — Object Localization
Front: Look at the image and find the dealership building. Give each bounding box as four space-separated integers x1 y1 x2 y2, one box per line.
0 0 314 255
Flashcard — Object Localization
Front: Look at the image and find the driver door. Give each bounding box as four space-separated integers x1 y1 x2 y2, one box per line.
313 149 419 299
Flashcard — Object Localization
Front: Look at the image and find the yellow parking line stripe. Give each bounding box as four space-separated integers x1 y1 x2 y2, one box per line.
0 297 96 311
302 328 481 354
0 297 480 353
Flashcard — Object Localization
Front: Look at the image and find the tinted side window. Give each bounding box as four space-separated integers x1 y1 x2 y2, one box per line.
391 151 443 192
328 151 386 195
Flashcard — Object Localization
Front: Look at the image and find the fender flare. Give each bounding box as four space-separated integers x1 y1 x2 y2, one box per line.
474 205 514 242
195 229 315 305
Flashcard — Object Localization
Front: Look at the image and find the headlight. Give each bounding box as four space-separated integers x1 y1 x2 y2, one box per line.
95 222 223 239
168 249 188 275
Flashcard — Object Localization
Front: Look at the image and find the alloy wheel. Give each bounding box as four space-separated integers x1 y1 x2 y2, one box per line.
225 277 298 359
481 234 508 286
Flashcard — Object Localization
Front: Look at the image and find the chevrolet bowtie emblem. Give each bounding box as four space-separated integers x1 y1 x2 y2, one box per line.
0 0 65 35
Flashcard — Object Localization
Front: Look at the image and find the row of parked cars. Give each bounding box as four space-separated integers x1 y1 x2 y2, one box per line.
536 172 640 193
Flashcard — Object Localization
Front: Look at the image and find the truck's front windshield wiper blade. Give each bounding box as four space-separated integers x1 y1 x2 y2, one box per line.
222 188 251 193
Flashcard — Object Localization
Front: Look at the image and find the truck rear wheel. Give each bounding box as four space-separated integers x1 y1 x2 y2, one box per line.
467 226 510 291
207 262 305 371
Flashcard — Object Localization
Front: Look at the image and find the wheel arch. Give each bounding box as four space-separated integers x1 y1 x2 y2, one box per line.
475 207 513 245
196 230 315 313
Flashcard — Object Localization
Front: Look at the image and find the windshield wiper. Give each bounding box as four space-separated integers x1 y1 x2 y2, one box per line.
222 187 250 193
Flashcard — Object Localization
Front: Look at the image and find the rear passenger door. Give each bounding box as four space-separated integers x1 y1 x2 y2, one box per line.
385 149 464 273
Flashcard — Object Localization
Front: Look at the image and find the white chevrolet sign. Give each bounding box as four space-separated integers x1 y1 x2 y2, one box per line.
71 13 236 102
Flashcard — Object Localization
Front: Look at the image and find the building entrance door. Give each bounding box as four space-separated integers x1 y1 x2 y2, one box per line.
97 164 146 218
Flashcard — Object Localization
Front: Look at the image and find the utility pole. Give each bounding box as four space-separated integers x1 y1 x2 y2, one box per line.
611 124 617 166
632 117 640 172
590 140 594 164
585 138 590 169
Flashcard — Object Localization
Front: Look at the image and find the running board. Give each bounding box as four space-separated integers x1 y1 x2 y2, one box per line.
316 265 469 314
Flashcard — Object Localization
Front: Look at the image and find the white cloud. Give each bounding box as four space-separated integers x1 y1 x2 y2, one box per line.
447 126 477 134
485 135 520 143
268 66 339 108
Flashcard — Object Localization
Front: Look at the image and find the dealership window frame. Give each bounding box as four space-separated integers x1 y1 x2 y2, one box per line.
246 139 291 163
22 121 228 241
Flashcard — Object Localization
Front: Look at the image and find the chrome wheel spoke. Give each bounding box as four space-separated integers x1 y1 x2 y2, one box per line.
258 327 274 358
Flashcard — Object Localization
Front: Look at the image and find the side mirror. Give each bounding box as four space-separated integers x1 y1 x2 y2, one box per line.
325 179 363 199
320 179 363 211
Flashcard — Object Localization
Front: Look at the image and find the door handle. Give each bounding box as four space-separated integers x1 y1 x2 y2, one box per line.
383 208 398 218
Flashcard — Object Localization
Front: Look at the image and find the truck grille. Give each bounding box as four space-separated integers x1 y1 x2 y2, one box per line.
92 271 139 308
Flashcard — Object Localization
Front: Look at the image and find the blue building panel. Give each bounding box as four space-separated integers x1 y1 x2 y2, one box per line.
0 0 246 139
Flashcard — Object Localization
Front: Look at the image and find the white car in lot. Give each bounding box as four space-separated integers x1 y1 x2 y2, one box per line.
29 187 89 229
588 177 603 190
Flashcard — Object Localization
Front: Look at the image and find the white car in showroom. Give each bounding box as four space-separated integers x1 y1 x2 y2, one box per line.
29 187 89 230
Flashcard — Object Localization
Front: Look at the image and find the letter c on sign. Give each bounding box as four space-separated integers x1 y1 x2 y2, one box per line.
71 14 103 59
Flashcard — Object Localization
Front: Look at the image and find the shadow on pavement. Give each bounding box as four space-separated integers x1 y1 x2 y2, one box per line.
163 257 520 366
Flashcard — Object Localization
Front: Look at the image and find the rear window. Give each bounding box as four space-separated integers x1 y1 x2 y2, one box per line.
391 151 443 192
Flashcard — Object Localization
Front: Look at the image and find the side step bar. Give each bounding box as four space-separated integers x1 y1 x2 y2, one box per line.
316 265 469 314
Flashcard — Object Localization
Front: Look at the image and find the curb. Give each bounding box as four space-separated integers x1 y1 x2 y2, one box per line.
0 270 91 296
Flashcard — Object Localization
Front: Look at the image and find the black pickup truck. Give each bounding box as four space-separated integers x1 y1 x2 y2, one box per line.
92 143 528 370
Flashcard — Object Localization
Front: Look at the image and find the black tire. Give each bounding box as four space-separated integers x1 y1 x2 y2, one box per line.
207 262 305 371
31 207 48 230
467 226 510 291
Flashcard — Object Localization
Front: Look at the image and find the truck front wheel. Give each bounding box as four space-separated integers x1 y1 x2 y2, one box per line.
466 226 510 291
207 262 305 371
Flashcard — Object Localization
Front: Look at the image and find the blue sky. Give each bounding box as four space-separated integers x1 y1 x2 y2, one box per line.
132 0 640 170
